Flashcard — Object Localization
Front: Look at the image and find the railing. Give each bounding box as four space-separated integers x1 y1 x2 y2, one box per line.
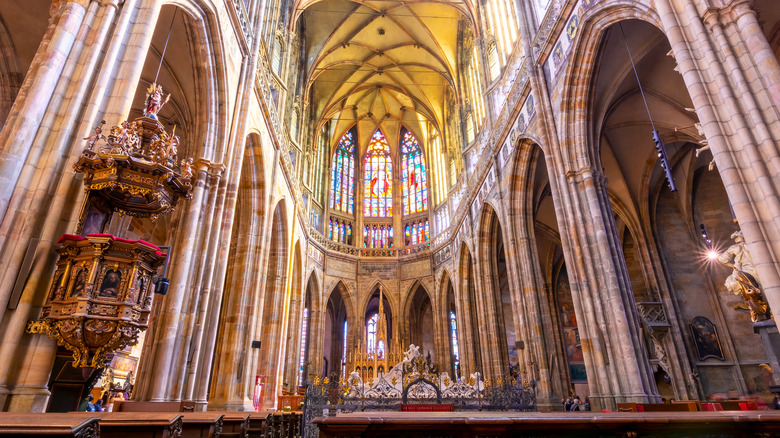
302 355 536 438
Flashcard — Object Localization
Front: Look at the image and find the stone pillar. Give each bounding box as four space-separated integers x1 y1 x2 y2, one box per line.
0 0 150 412
656 0 780 335
556 166 659 409
506 143 569 409
138 161 210 402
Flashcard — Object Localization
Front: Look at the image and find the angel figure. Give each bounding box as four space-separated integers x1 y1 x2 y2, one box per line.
180 157 194 180
84 121 106 151
144 83 171 119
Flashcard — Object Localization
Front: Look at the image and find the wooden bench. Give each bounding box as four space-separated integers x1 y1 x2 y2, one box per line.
212 412 249 438
0 413 99 437
180 412 224 438
616 402 694 412
113 401 196 412
670 401 700 411
246 412 271 438
68 412 183 438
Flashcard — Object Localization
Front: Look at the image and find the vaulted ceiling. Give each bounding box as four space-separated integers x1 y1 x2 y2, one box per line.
297 0 473 152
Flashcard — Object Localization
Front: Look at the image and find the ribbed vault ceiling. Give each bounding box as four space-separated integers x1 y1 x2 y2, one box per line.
298 0 471 150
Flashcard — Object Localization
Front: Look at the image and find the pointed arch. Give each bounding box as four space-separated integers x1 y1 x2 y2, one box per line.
400 126 428 215
257 201 289 407
329 125 357 214
363 129 393 217
404 280 435 361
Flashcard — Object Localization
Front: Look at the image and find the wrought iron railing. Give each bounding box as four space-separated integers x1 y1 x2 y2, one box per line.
302 355 536 437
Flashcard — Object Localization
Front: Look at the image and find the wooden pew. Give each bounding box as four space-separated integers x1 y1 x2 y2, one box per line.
113 400 196 412
214 412 249 438
67 412 183 438
616 402 696 412
180 412 224 438
247 412 271 438
720 400 758 411
0 413 99 437
670 400 700 411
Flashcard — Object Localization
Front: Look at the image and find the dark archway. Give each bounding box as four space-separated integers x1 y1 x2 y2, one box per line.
324 282 349 377
407 283 434 362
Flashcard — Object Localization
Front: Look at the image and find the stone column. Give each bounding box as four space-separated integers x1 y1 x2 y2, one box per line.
656 0 780 333
554 166 658 409
506 143 569 409
0 0 147 412
138 161 210 401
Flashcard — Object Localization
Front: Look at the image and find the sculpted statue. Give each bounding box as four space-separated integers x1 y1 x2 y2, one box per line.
144 83 170 119
180 158 194 180
84 122 105 151
403 344 421 363
717 230 770 322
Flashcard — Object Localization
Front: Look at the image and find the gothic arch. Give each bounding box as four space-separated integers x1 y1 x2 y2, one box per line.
557 2 661 168
403 280 435 359
282 240 305 392
256 201 289 407
359 279 397 321
209 133 267 408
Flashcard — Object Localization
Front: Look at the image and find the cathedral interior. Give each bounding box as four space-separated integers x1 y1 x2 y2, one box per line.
2 0 780 427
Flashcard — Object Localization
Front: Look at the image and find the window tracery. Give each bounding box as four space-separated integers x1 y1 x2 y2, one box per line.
363 224 393 248
330 129 356 214
450 311 460 374
364 130 393 217
401 129 428 215
404 219 429 246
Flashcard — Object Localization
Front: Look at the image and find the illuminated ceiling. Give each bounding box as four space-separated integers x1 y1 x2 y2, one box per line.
297 0 474 151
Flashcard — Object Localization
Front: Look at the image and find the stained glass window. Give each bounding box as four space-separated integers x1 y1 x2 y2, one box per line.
367 313 378 354
364 130 393 217
377 340 385 359
404 220 429 246
401 129 428 215
329 129 356 214
341 320 348 378
450 311 460 376
364 225 392 248
298 308 308 386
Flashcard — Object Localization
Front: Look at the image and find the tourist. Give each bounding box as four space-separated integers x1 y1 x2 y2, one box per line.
84 395 95 412
571 396 582 411
564 397 573 411
583 397 591 411
94 399 104 412
773 394 780 410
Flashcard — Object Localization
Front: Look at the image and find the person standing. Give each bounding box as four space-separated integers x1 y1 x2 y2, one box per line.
84 395 96 412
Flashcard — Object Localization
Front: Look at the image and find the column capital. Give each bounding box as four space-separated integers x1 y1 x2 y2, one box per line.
702 0 756 30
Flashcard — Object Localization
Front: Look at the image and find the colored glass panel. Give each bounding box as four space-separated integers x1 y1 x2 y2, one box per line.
450 311 460 375
364 130 393 217
329 130 356 214
401 129 428 215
